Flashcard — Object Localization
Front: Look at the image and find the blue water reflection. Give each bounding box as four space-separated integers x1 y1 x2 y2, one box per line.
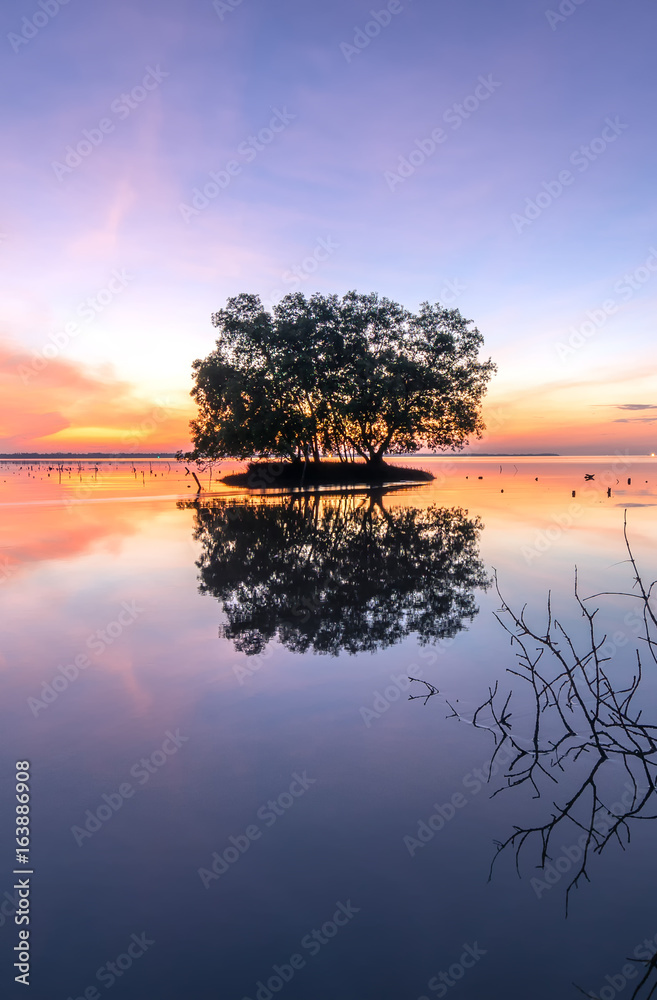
1 459 656 999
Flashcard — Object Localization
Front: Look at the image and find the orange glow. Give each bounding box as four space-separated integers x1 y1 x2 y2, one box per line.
2 331 657 455
0 338 192 453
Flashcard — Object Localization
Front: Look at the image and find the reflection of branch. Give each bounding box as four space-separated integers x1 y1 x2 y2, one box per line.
586 511 657 667
575 950 657 1000
478 518 657 933
408 677 439 705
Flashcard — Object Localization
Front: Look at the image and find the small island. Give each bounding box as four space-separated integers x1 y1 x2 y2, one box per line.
178 290 496 487
221 459 435 489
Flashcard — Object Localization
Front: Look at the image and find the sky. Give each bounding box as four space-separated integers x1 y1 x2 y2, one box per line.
1 0 656 455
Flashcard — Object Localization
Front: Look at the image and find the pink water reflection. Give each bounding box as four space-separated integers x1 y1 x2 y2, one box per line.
1 454 655 730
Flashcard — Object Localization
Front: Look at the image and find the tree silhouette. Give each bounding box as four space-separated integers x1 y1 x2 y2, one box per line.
181 291 496 469
179 491 490 656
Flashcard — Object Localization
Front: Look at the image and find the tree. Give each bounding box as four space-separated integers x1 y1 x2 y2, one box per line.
182 291 496 468
179 491 489 656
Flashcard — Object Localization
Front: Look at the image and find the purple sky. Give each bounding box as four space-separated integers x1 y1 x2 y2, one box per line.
1 0 656 453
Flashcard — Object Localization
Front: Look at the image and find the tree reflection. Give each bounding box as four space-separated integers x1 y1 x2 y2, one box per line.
179 490 489 656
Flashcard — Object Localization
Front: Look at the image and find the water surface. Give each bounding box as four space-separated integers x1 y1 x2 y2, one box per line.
1 455 656 999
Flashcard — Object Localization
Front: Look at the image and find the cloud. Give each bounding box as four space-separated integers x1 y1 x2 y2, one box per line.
591 403 657 410
613 417 657 424
0 338 191 452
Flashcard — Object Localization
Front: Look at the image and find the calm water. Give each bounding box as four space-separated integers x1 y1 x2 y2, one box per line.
1 455 657 999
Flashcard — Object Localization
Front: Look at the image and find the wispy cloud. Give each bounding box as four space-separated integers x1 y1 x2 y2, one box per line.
613 417 657 424
615 404 657 411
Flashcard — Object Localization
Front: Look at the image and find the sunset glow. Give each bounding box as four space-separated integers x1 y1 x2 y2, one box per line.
2 0 655 454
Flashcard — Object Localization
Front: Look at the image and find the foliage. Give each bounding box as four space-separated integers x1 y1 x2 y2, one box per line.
181 291 496 467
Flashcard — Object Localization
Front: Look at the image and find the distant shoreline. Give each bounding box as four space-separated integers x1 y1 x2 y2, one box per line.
0 451 562 460
0 453 178 459
3 451 656 460
416 453 560 457
0 451 558 459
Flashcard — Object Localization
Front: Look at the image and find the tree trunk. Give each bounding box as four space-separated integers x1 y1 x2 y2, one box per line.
366 448 387 471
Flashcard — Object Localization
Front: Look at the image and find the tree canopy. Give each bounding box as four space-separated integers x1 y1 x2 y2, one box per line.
183 291 496 467
179 492 489 656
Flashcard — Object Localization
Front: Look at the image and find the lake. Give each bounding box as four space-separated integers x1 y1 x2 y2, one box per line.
1 455 656 999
